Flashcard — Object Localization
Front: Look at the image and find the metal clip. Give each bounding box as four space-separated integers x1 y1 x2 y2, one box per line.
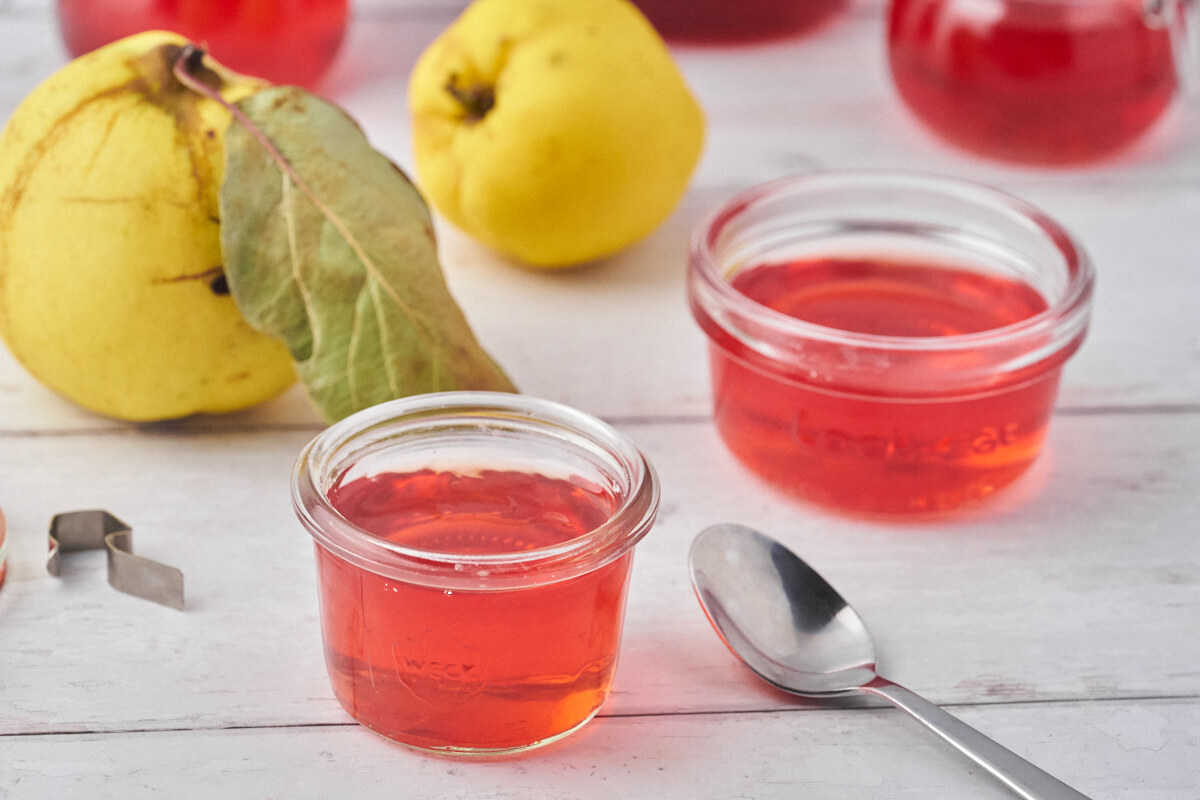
47 510 184 610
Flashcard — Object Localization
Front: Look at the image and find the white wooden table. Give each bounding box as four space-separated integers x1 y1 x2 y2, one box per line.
2 0 1198 797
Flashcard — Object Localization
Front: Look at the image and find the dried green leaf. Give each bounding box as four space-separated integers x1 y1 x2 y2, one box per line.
219 86 515 422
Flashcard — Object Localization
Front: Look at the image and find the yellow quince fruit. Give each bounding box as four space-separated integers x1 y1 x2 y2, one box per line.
0 31 297 421
409 0 705 268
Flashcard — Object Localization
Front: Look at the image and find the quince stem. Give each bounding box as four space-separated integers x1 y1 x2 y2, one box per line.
172 45 347 262
172 45 300 188
444 74 495 123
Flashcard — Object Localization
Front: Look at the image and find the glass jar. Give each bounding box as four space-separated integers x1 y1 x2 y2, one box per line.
688 171 1095 517
56 0 349 89
632 0 848 44
887 0 1198 164
292 391 660 755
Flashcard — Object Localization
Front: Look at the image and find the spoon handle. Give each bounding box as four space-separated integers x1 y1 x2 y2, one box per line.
862 678 1091 800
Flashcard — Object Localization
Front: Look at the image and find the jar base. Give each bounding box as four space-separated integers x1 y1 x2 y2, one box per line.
351 704 604 758
707 346 1060 518
633 0 848 45
723 441 1042 520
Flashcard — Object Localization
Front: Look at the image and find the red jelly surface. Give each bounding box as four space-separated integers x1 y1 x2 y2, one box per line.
709 256 1059 515
632 0 847 44
888 0 1176 163
57 0 348 88
319 468 631 752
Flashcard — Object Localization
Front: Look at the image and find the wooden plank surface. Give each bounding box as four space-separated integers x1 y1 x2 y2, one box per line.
2 700 1195 799
2 411 1196 733
1 0 1198 797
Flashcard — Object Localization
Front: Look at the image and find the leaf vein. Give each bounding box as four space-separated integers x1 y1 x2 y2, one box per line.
346 284 365 411
368 279 402 398
265 137 444 365
283 173 319 364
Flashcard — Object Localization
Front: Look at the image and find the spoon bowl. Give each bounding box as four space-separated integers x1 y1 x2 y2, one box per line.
689 523 1091 800
690 521 878 695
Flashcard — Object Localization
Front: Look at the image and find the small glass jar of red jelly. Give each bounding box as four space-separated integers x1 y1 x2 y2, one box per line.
292 392 660 755
56 0 348 89
688 171 1095 517
887 0 1198 164
632 0 849 44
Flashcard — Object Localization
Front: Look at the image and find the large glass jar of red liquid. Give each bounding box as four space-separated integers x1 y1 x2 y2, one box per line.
688 171 1095 517
888 0 1198 164
57 0 348 89
292 392 660 755
632 0 849 44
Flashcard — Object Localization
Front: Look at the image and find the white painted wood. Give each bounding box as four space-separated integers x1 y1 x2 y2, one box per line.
1 699 1195 799
0 0 1197 796
1 412 1196 734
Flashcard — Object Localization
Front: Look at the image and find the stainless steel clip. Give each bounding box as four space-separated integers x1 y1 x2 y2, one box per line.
47 510 185 610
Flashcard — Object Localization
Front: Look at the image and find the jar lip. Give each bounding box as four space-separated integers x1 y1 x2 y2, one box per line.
689 169 1096 354
292 392 660 587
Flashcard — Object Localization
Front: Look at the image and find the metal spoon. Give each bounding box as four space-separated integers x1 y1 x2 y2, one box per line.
689 523 1091 800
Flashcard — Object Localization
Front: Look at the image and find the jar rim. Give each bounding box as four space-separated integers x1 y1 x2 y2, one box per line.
688 169 1095 356
292 392 660 589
